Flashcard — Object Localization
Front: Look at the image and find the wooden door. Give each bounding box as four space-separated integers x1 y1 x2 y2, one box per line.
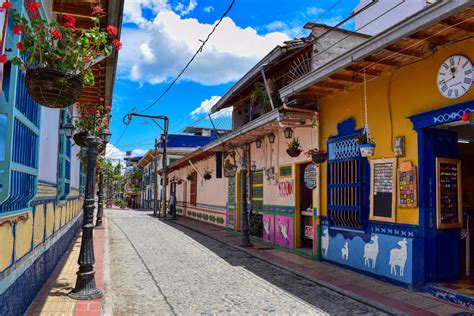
190 171 197 206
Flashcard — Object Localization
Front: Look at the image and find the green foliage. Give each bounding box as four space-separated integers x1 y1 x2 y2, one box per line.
355 130 375 145
251 82 272 113
287 137 301 150
216 217 224 224
10 10 120 86
249 212 263 237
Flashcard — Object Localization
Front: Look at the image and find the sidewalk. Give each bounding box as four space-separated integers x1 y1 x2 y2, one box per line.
26 220 106 316
171 216 472 316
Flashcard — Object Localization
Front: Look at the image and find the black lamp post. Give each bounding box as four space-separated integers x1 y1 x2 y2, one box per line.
240 143 252 247
95 129 112 229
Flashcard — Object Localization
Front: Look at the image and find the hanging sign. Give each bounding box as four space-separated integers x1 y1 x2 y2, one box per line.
370 158 397 223
398 161 418 208
436 158 462 229
304 164 318 190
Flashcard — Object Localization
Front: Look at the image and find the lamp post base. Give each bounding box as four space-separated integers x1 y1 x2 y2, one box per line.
69 271 103 300
94 224 105 230
239 235 252 248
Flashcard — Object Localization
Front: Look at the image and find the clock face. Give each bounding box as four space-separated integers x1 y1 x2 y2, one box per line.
437 55 473 99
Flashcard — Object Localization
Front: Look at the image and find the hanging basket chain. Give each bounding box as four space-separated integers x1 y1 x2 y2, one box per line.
362 69 372 142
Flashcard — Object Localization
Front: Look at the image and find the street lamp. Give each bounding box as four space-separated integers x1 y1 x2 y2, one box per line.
95 128 112 229
69 133 103 300
255 138 262 148
240 143 252 248
284 127 293 139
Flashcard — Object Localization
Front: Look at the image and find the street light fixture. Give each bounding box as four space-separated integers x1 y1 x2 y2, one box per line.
268 133 276 144
100 128 112 144
284 127 293 139
63 121 76 138
255 139 262 148
95 129 112 229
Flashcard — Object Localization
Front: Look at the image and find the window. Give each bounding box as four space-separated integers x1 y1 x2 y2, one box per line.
190 171 197 205
58 110 71 200
169 158 179 165
327 132 369 230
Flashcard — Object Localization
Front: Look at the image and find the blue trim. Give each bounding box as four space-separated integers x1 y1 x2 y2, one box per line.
423 284 474 310
408 100 474 129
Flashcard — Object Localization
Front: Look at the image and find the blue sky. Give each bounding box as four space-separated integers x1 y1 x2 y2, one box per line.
107 0 359 159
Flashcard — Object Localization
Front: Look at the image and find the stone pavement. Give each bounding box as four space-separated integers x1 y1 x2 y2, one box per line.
172 215 473 316
25 220 106 316
105 208 386 315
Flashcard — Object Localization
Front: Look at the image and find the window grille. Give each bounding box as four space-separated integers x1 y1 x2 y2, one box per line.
58 110 71 200
327 133 368 230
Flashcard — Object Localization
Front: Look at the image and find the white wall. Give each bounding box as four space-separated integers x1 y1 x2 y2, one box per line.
38 107 59 184
354 0 427 36
70 143 80 189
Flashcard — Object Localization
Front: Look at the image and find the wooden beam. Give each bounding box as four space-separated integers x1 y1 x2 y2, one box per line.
307 86 335 96
408 31 451 47
363 56 400 67
52 4 92 18
316 80 347 90
329 73 364 83
440 19 474 33
346 65 381 77
383 46 423 59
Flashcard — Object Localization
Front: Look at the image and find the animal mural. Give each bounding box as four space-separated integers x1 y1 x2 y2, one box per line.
321 228 329 257
263 218 270 236
363 235 379 269
341 241 349 260
389 238 408 277
262 214 274 243
278 220 290 245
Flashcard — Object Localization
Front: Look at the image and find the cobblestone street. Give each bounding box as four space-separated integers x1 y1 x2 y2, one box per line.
104 209 385 315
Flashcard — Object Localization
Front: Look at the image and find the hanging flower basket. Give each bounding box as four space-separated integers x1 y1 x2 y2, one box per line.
359 143 376 157
286 137 302 158
311 152 327 164
187 174 193 181
203 172 212 180
25 68 83 108
73 131 88 148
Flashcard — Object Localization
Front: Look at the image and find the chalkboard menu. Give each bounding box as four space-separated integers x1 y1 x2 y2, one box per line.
436 158 462 229
370 158 397 222
398 161 418 208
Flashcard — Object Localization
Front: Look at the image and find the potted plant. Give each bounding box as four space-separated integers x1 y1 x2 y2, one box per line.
6 3 122 108
305 148 327 164
356 130 376 157
187 174 193 181
203 169 212 180
223 158 237 177
72 99 111 147
286 137 302 157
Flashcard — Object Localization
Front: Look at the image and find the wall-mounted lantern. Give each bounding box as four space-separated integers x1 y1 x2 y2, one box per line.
255 139 262 148
268 133 276 144
284 127 293 139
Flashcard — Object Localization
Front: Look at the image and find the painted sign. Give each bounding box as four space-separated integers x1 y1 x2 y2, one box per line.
398 162 417 208
304 163 317 189
370 158 397 223
262 214 274 243
436 158 462 229
275 215 293 248
277 180 293 197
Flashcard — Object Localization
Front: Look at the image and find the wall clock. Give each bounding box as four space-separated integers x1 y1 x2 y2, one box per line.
437 54 473 99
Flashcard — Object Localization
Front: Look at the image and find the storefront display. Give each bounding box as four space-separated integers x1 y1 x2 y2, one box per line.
398 161 418 208
436 158 462 229
370 158 397 222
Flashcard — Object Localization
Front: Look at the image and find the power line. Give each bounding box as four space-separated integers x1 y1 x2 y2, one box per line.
137 0 237 114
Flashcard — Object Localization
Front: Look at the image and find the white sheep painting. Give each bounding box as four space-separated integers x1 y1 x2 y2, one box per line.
321 228 329 257
279 221 289 245
263 218 270 236
341 241 349 260
389 238 408 277
363 235 379 269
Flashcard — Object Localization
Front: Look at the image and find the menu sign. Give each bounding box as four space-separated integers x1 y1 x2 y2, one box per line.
304 163 318 189
398 161 418 208
436 158 462 229
370 158 397 223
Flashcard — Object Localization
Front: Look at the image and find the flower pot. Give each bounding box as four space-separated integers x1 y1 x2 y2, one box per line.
73 132 88 148
311 152 327 164
187 175 193 181
359 143 376 157
286 148 301 158
25 68 84 109
203 173 212 180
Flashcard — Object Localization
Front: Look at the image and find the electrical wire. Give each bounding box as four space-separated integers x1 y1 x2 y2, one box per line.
137 0 236 114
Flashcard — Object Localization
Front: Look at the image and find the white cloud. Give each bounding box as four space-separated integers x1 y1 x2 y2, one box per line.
203 6 214 13
119 3 289 86
176 0 197 16
105 144 147 162
190 96 232 120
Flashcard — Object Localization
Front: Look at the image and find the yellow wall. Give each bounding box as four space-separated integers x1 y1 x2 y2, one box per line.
319 38 474 225
34 205 45 247
0 222 13 271
45 202 55 238
15 210 33 260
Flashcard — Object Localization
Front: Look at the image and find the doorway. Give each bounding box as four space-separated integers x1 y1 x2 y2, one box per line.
298 162 313 250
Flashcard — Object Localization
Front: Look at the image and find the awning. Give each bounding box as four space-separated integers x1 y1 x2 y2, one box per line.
279 1 473 102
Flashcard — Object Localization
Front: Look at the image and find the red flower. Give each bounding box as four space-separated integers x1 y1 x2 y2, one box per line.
26 1 41 11
12 25 25 35
82 55 91 62
87 107 95 114
99 97 105 103
112 39 122 51
75 102 81 108
106 105 111 111
102 118 108 125
0 54 7 63
16 42 24 51
62 15 76 29
461 112 471 122
51 31 62 40
106 25 118 37
92 4 104 16
1 1 12 9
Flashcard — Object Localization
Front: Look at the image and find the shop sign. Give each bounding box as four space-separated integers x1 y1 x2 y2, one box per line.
304 164 317 189
304 225 313 239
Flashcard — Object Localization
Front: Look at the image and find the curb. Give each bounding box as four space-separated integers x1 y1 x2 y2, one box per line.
168 219 402 316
